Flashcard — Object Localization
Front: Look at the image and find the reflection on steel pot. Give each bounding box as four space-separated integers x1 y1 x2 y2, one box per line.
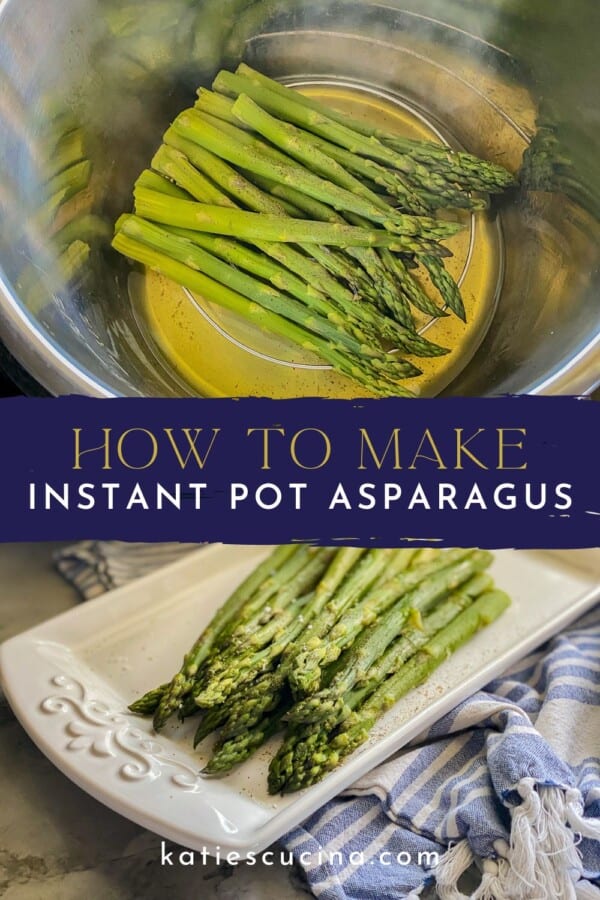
0 0 598 397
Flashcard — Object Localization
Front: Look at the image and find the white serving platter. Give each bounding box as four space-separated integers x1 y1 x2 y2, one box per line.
1 546 598 857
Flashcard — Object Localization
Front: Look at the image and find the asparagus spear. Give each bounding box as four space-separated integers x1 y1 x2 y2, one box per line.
150 146 230 207
147 547 317 727
212 548 370 737
184 108 437 325
231 93 427 214
219 549 415 734
193 704 231 748
44 159 92 203
157 135 427 345
388 254 448 320
163 133 372 293
45 129 86 181
271 589 510 793
235 64 516 192
231 94 464 243
213 571 492 778
420 255 466 322
202 550 420 766
115 228 422 392
267 576 490 789
124 211 446 361
118 214 398 365
195 548 344 706
231 93 413 213
17 240 91 314
54 213 111 249
171 109 459 248
135 168 191 199
246 172 418 332
141 545 299 727
133 186 442 252
159 135 375 309
203 704 287 775
287 571 493 726
213 71 457 196
170 551 327 726
128 684 168 715
162 138 363 289
195 92 478 218
290 549 490 695
348 572 493 702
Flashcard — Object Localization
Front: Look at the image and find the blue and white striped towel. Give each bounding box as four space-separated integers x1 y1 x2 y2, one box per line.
56 543 600 899
282 605 600 899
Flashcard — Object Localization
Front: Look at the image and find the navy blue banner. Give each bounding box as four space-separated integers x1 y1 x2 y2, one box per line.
1 396 598 547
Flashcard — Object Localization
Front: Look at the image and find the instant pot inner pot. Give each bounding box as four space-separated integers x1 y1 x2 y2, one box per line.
0 0 598 396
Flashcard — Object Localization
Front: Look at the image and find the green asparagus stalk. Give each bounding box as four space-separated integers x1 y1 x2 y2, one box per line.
202 551 420 760
143 545 299 728
150 145 229 206
235 65 516 192
289 549 489 696
203 704 287 775
231 93 463 243
135 168 191 199
156 225 385 350
231 93 406 213
183 108 439 325
287 571 493 726
213 548 368 738
193 704 231 747
219 549 414 734
54 213 111 249
197 89 430 213
45 129 86 181
421 255 466 322
117 213 420 371
213 71 457 196
44 159 92 203
133 186 440 252
195 550 343 707
265 562 472 785
223 90 426 214
116 229 422 392
158 133 423 344
171 109 458 249
213 671 287 742
169 547 323 724
271 588 510 793
138 214 446 360
388 254 448 320
128 684 169 715
159 133 375 309
160 139 359 289
247 173 418 332
18 239 91 313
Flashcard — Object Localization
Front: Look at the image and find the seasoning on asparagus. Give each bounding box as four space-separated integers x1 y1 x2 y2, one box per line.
130 546 510 791
270 589 511 793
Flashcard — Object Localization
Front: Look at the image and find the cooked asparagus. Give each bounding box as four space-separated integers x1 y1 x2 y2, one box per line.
270 589 510 793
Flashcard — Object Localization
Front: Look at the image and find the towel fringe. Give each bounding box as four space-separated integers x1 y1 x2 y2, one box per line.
575 880 600 899
433 782 598 900
566 788 600 841
501 781 581 899
433 840 473 900
471 858 512 900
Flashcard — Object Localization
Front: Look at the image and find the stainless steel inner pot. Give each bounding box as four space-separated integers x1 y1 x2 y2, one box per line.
0 0 598 397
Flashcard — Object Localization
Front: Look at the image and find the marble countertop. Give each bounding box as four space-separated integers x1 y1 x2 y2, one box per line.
0 543 310 899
